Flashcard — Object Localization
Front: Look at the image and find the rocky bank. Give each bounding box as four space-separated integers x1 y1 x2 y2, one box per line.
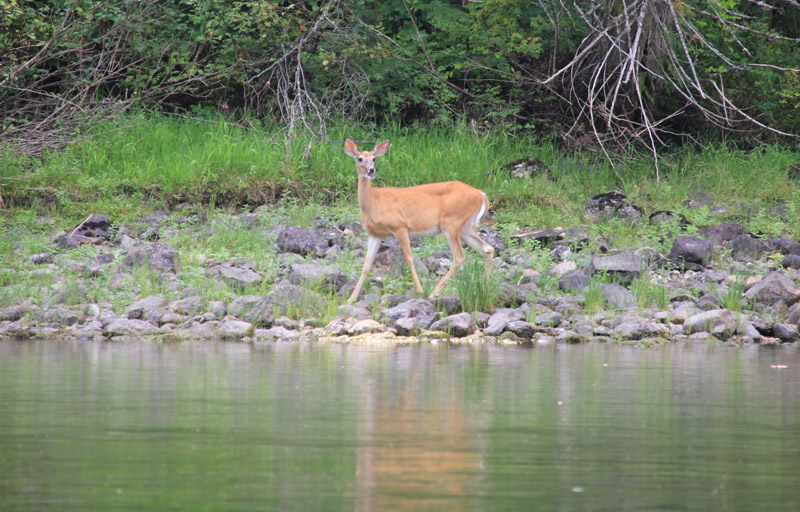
2 193 800 345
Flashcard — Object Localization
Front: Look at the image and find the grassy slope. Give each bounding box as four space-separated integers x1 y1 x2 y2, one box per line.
2 113 799 245
1 114 799 315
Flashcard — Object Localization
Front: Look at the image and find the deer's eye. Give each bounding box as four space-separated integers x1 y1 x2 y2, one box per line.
358 157 364 162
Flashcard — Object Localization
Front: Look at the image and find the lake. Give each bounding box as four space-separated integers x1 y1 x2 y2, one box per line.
1 339 798 511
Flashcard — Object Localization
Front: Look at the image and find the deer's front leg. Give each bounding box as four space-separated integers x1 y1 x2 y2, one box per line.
348 235 382 303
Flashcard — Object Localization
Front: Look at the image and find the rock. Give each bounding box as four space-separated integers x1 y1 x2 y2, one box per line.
504 157 550 179
497 283 530 308
227 295 262 318
769 203 792 220
589 250 643 284
729 234 769 261
601 283 637 310
216 318 254 339
781 254 800 269
585 192 642 221
30 253 53 265
289 263 346 293
668 236 713 267
610 315 669 340
127 295 167 319
743 271 800 305
381 299 437 333
337 304 372 320
772 236 800 256
479 227 505 252
208 264 263 289
33 307 85 326
144 308 187 327
534 312 563 328
276 226 325 256
787 303 800 325
484 308 525 336
239 212 261 228
772 323 799 343
559 270 591 293
650 211 688 226
245 284 328 326
513 227 564 247
58 213 113 247
0 300 37 322
670 304 702 324
505 320 538 339
170 296 203 316
699 224 743 246
683 309 737 338
430 313 477 337
347 319 386 336
563 226 589 247
104 318 160 338
123 242 179 273
208 300 226 319
258 325 300 340
432 295 462 316
552 260 577 277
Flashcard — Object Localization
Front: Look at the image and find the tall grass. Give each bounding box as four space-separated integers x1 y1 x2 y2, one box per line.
2 114 799 240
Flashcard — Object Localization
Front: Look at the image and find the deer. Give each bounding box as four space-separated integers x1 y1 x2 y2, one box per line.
344 138 495 303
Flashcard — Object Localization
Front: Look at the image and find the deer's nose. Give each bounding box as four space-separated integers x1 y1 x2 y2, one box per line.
368 167 375 174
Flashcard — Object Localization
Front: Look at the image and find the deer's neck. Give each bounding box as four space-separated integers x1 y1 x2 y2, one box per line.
357 175 375 214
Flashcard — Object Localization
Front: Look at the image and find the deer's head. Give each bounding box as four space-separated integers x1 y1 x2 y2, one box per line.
344 139 389 180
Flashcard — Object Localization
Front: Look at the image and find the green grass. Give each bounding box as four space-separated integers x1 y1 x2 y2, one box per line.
3 114 799 240
453 256 501 313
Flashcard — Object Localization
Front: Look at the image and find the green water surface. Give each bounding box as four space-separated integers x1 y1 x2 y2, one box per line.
1 340 798 511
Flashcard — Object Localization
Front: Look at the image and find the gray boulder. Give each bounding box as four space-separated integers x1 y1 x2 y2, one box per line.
780 254 800 269
276 226 325 256
590 250 643 284
289 263 346 293
103 318 161 338
337 304 372 321
505 320 538 339
0 300 37 322
170 296 203 316
585 192 642 221
30 253 53 265
430 313 477 337
611 315 669 340
381 299 437 333
601 283 637 310
127 295 167 319
484 308 525 336
683 309 737 338
227 295 262 318
208 264 263 289
123 242 179 273
743 271 800 305
773 323 799 343
217 319 254 340
559 270 591 293
699 224 743 245
668 236 713 268
730 234 769 261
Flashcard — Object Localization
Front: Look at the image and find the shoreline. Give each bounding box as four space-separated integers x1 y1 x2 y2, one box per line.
2 202 799 346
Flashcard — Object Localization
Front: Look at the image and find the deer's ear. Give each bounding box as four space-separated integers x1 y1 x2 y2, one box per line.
372 140 389 158
344 139 358 157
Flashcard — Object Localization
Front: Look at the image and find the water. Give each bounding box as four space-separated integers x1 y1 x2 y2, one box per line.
1 340 798 512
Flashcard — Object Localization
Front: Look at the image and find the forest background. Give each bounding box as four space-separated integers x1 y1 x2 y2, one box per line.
1 0 799 221
2 0 799 152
